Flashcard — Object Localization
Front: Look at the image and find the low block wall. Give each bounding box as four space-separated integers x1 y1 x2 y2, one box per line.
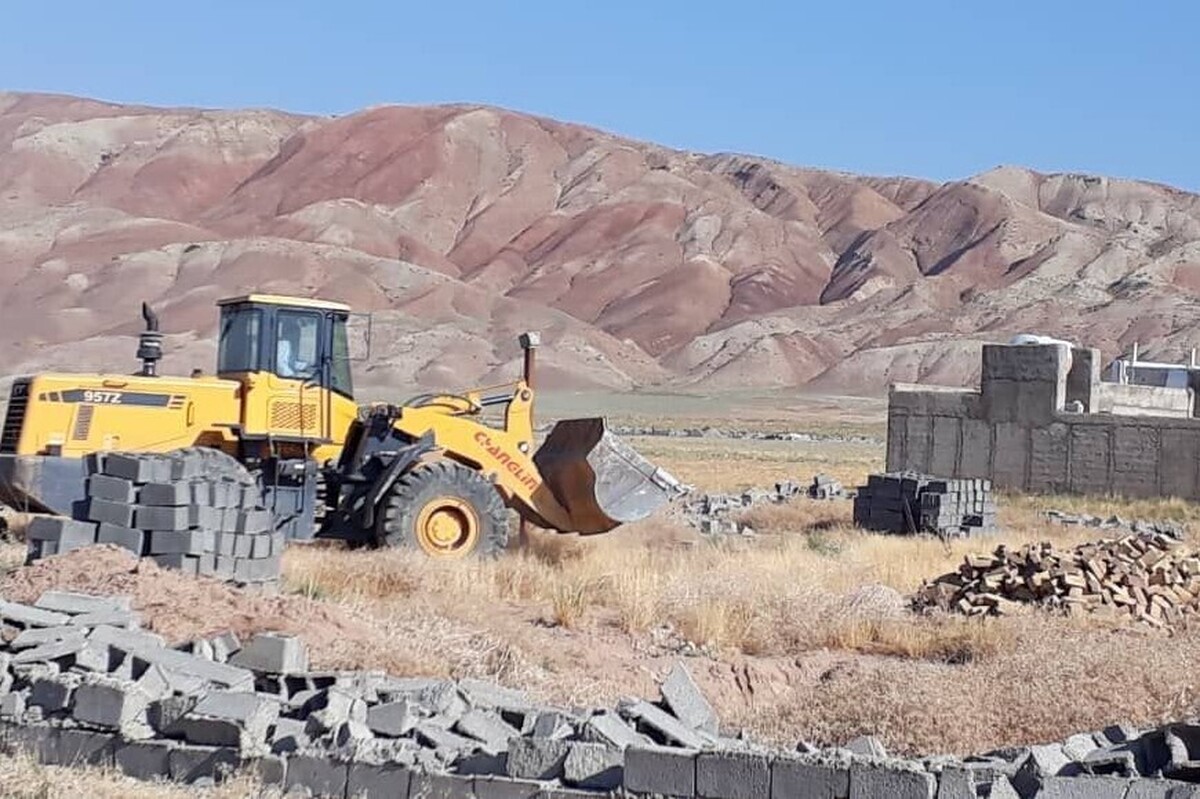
887 345 1200 500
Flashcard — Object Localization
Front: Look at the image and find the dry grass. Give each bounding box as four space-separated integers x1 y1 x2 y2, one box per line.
0 753 270 798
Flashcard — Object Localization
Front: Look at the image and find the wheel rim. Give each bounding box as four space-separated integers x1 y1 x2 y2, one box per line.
415 496 480 558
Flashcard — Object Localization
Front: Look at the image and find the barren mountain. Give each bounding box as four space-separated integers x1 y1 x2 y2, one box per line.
2 91 1198 393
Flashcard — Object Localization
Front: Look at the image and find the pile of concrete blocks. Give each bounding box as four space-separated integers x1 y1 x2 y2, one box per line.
679 477 849 536
854 472 997 537
808 473 846 500
1045 510 1187 541
6 589 1200 797
25 448 281 590
916 531 1200 627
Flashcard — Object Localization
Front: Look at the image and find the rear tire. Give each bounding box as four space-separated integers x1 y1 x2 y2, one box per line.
375 460 508 558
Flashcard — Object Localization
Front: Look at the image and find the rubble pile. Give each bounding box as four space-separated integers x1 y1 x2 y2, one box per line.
608 425 880 445
678 475 847 536
916 532 1200 626
25 448 281 591
6 590 1200 796
854 472 997 537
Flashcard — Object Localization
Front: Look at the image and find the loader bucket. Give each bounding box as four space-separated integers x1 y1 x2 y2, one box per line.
533 418 686 534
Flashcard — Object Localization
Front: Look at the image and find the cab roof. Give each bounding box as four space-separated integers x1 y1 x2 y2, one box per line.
217 294 351 313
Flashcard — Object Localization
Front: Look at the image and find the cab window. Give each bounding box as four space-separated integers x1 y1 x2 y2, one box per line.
330 315 354 397
275 311 321 379
217 308 261 373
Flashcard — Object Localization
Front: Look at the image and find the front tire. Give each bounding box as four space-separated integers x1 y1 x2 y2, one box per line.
375 460 508 558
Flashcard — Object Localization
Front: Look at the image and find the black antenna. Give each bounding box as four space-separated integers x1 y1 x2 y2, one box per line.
137 302 163 376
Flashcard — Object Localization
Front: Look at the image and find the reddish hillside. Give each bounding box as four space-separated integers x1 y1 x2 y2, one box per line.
2 92 1198 392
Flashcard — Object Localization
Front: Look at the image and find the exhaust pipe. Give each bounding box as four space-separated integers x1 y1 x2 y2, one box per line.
137 302 163 377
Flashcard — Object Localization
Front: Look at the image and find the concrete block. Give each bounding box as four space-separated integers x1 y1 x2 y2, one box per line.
1069 424 1113 495
136 504 191 531
285 753 349 798
408 772 477 799
959 418 993 479
12 637 87 665
0 692 27 720
1114 425 1161 498
152 552 200 575
149 529 206 555
459 677 535 714
29 674 77 713
85 498 136 528
906 414 933 472
991 422 1029 491
190 504 220 530
103 453 154 483
935 766 975 799
1035 775 1131 798
94 635 254 691
270 717 310 754
845 735 888 758
621 698 714 749
96 523 145 555
532 711 576 741
368 698 418 737
0 600 70 629
168 743 240 784
930 415 961 476
139 482 190 507
1029 422 1070 493
115 739 175 780
178 690 280 753
214 555 235 580
54 728 116 767
251 534 272 558
849 758 936 799
660 662 719 735
209 631 240 662
229 632 309 674
197 553 217 577
11 625 86 650
88 623 166 652
564 741 623 790
414 721 478 755
474 776 543 799
456 708 521 751
234 535 254 558
624 744 697 797
236 509 271 533
697 749 771 799
250 754 287 786
27 516 98 548
506 736 571 780
1161 430 1200 499
87 474 137 504
1012 743 1072 796
72 676 154 737
1 720 55 759
773 754 855 799
347 760 412 798
83 451 106 476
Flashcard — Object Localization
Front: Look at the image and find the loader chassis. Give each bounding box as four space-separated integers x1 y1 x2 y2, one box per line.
0 294 684 558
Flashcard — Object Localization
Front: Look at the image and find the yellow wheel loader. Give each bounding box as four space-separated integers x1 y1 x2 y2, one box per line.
0 295 685 558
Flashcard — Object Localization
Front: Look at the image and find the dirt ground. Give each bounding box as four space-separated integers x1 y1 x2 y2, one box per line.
5 393 1200 796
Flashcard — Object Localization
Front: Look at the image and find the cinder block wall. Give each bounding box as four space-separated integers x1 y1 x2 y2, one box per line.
886 344 1200 500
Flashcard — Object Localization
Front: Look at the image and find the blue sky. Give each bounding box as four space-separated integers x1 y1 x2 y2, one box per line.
3 1 1197 190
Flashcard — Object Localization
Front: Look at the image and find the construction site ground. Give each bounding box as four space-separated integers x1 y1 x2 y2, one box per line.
4 392 1200 797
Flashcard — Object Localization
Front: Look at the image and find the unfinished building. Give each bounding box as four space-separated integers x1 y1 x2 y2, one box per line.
886 343 1200 500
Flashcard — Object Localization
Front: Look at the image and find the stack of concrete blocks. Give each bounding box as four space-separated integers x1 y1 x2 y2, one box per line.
24 448 281 590
5 591 1200 796
889 342 1200 502
808 473 846 500
854 472 996 537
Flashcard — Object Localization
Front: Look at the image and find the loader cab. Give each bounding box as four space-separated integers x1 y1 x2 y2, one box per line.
215 295 359 462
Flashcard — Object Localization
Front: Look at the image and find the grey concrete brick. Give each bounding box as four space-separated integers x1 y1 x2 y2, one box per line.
12 636 86 665
214 555 235 579
845 735 888 758
115 739 175 780
190 504 220 530
250 754 287 786
271 717 311 754
86 498 137 528
69 607 136 629
459 678 535 714
103 453 155 483
11 625 85 650
621 699 714 749
1125 780 1200 799
197 553 218 577
252 533 273 558
91 629 254 691
531 711 575 740
149 528 207 555
237 509 271 533
474 776 542 799
583 711 652 749
456 708 521 751
506 736 570 780
168 743 241 784
96 523 145 555
71 676 154 736
457 748 509 776
234 535 254 558
661 662 719 735
1 720 55 760
178 690 280 753
408 771 476 799
1036 775 1131 798
285 753 349 798
136 504 191 531
28 516 98 550
139 482 190 506
345 761 413 798
563 741 623 790
210 631 240 662
230 632 308 674
367 698 418 737
624 745 697 797
1012 743 1072 796
697 749 771 799
87 474 137 503
54 728 116 767
0 691 28 720
772 753 849 796
413 721 477 755
935 766 975 799
29 674 78 713
88 623 166 652
214 531 236 557
849 759 936 799
152 552 200 575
